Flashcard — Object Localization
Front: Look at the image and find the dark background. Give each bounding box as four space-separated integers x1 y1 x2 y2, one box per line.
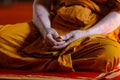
0 0 33 25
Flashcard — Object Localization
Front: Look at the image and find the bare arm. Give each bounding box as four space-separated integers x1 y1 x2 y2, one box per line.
55 11 120 49
86 11 120 35
33 0 65 48
87 0 120 35
33 0 120 50
54 1 120 49
33 0 52 37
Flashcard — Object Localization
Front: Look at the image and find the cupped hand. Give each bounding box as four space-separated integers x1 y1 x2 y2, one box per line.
52 30 87 50
44 28 66 49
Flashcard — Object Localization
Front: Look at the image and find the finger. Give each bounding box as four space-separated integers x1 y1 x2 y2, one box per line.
47 34 66 46
53 31 59 39
60 33 72 41
56 37 63 42
56 41 66 45
52 43 68 50
52 40 71 50
65 37 75 44
47 34 57 45
52 37 75 50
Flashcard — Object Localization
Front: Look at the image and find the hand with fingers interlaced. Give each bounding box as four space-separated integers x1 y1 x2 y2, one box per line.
52 30 88 50
43 28 66 50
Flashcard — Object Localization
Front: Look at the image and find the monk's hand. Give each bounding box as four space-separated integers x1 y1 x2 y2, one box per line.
52 30 87 50
44 28 65 49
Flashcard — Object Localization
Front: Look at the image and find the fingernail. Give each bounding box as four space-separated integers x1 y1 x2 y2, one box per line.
56 37 62 42
59 36 63 39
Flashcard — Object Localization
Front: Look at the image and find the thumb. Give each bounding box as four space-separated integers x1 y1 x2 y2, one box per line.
53 31 59 39
60 33 72 41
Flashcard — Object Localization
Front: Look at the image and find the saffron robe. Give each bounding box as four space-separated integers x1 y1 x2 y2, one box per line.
0 0 120 72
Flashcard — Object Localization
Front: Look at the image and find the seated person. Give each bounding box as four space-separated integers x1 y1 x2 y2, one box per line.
0 0 120 72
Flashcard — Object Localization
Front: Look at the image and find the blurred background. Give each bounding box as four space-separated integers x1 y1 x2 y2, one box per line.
0 0 33 25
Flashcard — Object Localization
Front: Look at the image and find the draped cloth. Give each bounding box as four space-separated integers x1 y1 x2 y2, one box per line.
0 0 120 72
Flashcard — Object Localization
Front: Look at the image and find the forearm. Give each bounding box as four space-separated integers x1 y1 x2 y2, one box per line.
32 0 52 36
86 11 120 36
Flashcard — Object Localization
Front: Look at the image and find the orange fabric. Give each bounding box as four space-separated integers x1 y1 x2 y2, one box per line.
65 0 101 13
52 5 99 36
0 0 120 72
107 26 120 43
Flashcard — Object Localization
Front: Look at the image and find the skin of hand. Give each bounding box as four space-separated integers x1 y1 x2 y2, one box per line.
53 11 120 50
44 28 66 49
52 30 87 50
33 0 66 49
33 0 120 50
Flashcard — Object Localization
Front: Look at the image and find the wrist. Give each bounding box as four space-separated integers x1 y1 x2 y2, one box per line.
77 30 89 37
83 30 90 37
85 29 96 36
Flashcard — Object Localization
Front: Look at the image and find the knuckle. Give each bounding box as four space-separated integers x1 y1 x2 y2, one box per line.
52 41 57 46
46 34 50 38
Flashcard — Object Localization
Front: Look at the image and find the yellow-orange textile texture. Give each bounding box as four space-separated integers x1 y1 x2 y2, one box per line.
0 0 120 72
